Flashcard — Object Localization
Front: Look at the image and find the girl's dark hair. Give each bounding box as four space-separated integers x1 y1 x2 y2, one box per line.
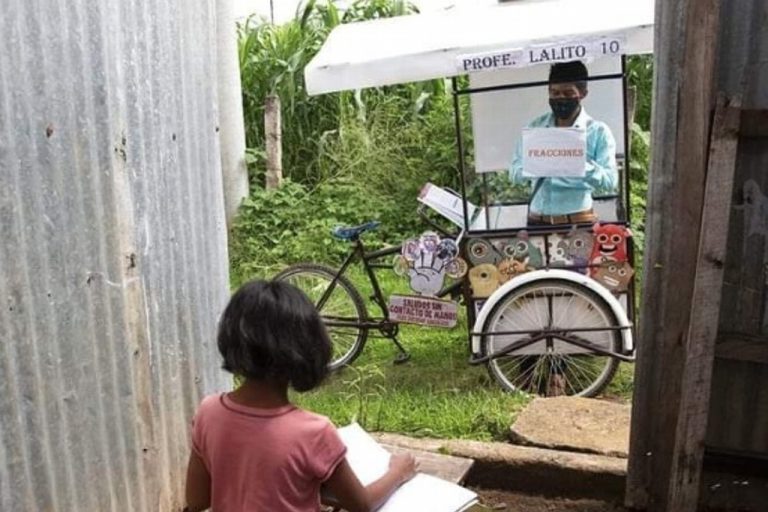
217 279 332 392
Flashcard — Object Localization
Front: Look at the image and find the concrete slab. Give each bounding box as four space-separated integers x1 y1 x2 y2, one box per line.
509 397 631 458
373 432 627 500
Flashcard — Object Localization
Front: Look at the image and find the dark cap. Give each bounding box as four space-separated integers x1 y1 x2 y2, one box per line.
549 61 588 84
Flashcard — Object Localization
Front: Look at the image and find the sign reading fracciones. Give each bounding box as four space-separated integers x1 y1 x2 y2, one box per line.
456 36 625 74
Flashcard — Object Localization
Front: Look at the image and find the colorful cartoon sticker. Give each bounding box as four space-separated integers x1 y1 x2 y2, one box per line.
467 238 498 265
437 239 459 260
469 264 500 298
445 257 468 279
592 260 634 292
395 231 466 296
590 223 632 265
419 231 441 253
401 238 421 262
497 259 528 283
392 255 410 277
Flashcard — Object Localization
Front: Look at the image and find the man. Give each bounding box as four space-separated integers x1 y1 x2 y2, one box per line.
509 60 617 225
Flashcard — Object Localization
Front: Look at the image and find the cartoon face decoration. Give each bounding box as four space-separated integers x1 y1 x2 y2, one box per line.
397 232 467 296
566 229 594 261
548 235 571 267
467 238 500 266
504 230 544 269
469 264 500 298
590 223 632 264
419 231 441 253
497 259 528 283
547 226 595 273
591 261 634 292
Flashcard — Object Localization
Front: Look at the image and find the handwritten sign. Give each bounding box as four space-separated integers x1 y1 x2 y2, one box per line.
388 294 458 328
522 127 587 178
456 36 625 74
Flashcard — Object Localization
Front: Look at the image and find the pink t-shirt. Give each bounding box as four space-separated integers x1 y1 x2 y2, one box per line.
191 393 347 512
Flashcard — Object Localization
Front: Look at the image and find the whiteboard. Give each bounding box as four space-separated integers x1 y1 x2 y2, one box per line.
469 57 625 173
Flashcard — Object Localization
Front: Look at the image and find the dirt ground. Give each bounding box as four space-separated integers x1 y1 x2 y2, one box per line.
473 484 768 512
472 487 627 512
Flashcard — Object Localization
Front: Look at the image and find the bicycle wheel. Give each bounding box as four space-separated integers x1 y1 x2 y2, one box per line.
275 263 367 371
481 278 621 397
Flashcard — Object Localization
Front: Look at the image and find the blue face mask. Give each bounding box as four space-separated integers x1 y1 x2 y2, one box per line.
549 98 580 120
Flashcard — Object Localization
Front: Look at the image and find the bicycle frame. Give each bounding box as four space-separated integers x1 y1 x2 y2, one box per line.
317 237 463 331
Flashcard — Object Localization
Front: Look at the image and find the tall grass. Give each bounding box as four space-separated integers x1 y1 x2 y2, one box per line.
238 0 433 186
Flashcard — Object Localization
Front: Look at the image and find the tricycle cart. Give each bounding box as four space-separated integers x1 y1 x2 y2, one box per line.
278 0 654 397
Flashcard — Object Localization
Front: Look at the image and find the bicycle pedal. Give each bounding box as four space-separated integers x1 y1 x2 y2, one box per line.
393 352 411 365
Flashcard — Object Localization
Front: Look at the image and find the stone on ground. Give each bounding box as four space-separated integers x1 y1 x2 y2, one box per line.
509 397 630 458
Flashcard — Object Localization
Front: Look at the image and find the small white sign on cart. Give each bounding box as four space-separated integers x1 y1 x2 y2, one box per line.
388 294 459 328
521 127 587 178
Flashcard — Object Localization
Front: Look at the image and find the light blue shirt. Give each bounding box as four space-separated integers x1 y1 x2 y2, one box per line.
509 108 617 216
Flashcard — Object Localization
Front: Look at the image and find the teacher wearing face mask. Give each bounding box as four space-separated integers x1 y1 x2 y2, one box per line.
509 60 617 226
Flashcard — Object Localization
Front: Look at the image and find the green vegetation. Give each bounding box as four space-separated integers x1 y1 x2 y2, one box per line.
231 1 652 438
292 295 530 440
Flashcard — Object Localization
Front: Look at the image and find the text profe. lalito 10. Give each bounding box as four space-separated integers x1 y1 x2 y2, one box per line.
460 40 622 73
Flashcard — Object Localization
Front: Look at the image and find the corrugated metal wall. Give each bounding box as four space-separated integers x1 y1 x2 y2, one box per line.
0 1 231 510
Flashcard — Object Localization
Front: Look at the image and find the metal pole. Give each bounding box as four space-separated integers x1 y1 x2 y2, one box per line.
452 77 471 232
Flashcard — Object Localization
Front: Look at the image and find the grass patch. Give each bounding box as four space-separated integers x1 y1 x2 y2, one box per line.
291 318 531 441
259 265 527 441
260 261 635 441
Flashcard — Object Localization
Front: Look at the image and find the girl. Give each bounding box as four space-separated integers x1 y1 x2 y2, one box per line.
184 279 417 512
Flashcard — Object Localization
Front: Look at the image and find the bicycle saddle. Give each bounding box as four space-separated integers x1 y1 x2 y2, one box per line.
331 221 381 241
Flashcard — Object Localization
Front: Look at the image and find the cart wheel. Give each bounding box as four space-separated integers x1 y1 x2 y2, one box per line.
481 279 621 397
275 264 368 371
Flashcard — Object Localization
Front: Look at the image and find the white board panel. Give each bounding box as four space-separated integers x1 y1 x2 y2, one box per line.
469 57 625 173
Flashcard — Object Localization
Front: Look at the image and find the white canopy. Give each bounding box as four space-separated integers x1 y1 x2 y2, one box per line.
305 0 654 95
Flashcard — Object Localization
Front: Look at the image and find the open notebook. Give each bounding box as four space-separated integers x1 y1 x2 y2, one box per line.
418 182 477 229
337 423 478 512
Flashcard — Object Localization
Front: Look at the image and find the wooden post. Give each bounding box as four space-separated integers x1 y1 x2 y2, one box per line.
265 94 283 189
625 0 723 509
666 97 740 510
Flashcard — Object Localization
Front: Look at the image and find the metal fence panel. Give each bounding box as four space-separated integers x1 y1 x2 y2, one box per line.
0 0 230 510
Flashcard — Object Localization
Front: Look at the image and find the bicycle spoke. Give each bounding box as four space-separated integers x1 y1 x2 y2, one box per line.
484 279 621 397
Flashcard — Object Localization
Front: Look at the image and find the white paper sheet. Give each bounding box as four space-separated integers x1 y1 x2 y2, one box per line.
418 182 477 228
522 127 587 178
337 423 478 512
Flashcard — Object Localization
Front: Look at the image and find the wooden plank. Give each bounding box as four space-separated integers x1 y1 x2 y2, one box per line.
706 359 768 454
666 97 741 510
625 0 723 509
715 332 768 364
739 109 768 137
382 443 474 484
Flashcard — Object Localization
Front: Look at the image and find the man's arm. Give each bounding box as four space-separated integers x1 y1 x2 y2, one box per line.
584 123 618 192
508 135 527 185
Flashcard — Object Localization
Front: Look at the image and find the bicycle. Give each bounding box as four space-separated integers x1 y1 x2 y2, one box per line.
275 219 462 371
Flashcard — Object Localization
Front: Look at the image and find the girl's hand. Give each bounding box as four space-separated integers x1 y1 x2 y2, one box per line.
389 453 418 485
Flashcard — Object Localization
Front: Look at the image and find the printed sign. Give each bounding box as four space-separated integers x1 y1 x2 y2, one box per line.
456 36 625 74
456 49 525 73
388 294 458 328
522 127 587 177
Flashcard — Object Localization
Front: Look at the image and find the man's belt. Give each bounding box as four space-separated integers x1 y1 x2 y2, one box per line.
528 208 597 225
